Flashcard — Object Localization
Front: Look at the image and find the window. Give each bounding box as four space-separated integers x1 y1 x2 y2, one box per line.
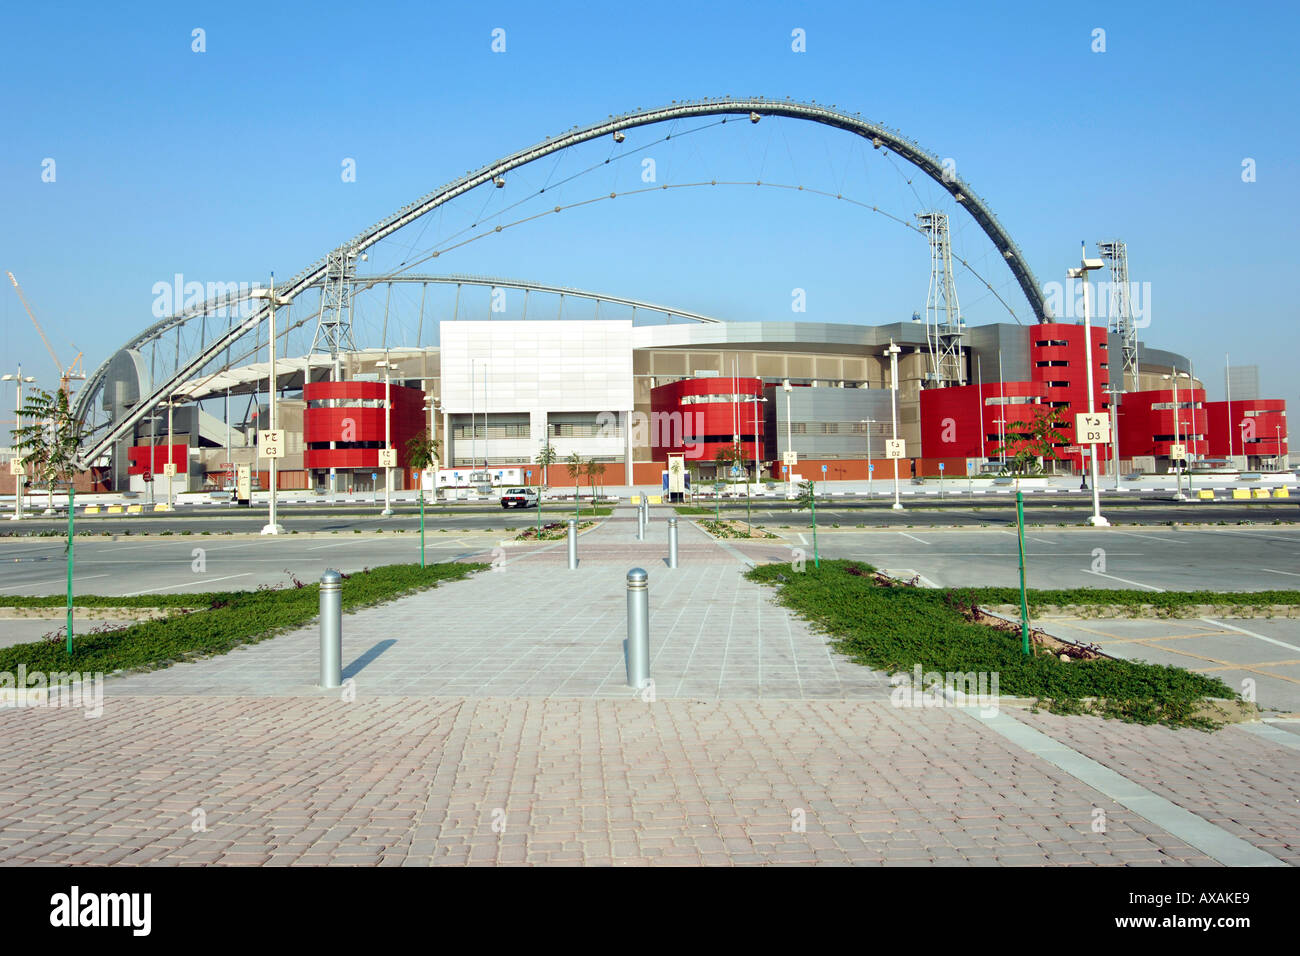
1035 339 1068 347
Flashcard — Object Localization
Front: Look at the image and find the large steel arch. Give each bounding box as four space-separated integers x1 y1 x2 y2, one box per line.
77 96 1051 467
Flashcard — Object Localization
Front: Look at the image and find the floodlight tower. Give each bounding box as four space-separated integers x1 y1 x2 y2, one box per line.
917 212 965 387
310 244 365 494
1097 240 1138 393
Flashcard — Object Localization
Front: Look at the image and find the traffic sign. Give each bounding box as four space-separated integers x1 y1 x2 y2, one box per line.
162 463 177 477
258 429 285 459
782 465 788 474
885 439 906 460
1074 412 1111 445
782 451 798 466
8 458 24 476
378 448 397 468
821 464 827 473
371 472 378 480
938 462 945 471
1169 443 1186 460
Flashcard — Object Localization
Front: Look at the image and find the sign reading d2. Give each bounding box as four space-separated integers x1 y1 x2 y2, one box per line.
258 429 285 459
885 439 906 460
378 448 397 468
1073 412 1110 445
8 458 24 476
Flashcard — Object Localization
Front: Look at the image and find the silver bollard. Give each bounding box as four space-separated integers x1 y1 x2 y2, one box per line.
319 569 342 688
625 567 650 688
567 518 578 569
637 501 644 540
668 516 678 568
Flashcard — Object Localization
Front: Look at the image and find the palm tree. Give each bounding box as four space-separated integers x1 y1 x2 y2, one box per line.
565 451 583 511
535 440 558 493
404 430 441 501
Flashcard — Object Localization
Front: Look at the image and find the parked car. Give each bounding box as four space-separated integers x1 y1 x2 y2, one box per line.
500 487 539 509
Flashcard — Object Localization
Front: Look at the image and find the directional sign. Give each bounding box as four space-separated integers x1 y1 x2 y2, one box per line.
1169 443 1186 460
378 448 397 468
8 459 24 476
258 429 285 459
782 451 798 466
1074 412 1111 445
162 463 177 477
885 439 906 460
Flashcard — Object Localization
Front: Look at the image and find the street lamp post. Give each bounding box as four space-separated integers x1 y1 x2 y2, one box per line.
782 379 794 499
1277 425 1284 471
1067 245 1108 526
860 418 877 496
1162 371 1190 501
1106 384 1123 490
166 393 175 512
887 341 903 511
3 366 36 520
377 355 396 516
250 279 293 535
751 393 767 490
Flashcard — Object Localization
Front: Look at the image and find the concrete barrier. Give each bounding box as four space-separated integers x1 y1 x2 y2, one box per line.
1274 487 1290 498
1232 489 1251 500
1197 489 1214 500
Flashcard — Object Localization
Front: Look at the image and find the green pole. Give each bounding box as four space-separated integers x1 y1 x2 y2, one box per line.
811 484 819 569
1016 490 1029 655
419 490 425 568
66 486 74 656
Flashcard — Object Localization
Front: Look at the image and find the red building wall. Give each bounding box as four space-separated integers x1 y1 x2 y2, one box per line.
1027 322 1110 467
1202 399 1288 459
302 382 427 482
649 377 765 466
920 381 1047 459
126 444 187 475
1116 388 1208 460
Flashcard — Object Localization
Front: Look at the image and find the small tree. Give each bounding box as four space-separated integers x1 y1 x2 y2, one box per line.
993 405 1067 476
405 430 441 500
565 451 583 503
535 440 558 493
11 387 84 514
796 479 817 511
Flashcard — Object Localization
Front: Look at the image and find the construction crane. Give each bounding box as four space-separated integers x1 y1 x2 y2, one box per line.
6 271 85 397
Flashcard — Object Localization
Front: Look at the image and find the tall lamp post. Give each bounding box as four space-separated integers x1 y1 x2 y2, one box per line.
250 279 293 535
3 366 36 520
859 418 877 496
1067 245 1108 526
1162 371 1190 501
1105 383 1123 490
782 379 794 499
751 393 768 489
1277 424 1284 471
887 341 903 511
376 354 397 516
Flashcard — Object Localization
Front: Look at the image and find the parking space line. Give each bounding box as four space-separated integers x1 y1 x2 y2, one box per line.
1261 568 1300 578
122 573 252 596
0 573 112 592
1204 619 1300 655
1081 568 1165 592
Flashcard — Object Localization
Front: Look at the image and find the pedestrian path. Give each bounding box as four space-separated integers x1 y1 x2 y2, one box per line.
104 506 886 700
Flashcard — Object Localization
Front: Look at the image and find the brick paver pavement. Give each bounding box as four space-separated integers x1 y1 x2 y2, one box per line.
0 507 1294 865
0 696 1222 866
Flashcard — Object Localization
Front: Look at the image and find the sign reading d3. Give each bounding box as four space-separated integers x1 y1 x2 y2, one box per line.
884 439 906 459
258 430 285 459
1073 412 1110 445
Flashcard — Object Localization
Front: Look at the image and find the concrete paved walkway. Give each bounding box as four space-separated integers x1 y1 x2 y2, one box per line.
0 506 1295 866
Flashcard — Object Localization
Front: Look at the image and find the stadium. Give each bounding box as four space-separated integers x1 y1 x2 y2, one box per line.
22 98 1287 499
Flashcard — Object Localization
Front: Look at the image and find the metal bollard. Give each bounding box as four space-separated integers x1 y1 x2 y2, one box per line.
319 569 342 688
668 516 678 568
637 501 644 540
567 518 578 569
624 567 650 688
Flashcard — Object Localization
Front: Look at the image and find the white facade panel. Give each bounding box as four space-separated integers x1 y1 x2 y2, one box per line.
440 320 633 415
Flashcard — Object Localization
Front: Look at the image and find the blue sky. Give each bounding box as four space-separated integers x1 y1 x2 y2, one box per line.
1 0 1296 402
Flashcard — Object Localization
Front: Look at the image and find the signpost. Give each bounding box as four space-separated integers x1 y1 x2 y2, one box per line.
938 460 945 498
378 448 397 468
236 465 251 506
1074 411 1112 526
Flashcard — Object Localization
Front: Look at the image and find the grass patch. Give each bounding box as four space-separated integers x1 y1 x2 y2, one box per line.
746 559 1236 729
698 519 777 539
0 562 485 676
514 519 596 541
673 505 714 515
958 587 1300 613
